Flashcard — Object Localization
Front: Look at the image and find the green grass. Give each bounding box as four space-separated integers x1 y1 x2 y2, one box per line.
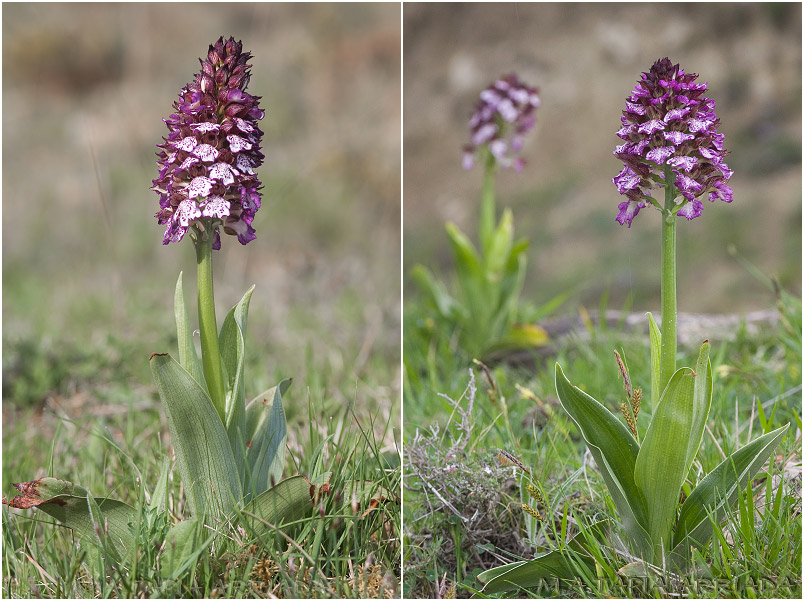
402 288 801 598
3 353 400 598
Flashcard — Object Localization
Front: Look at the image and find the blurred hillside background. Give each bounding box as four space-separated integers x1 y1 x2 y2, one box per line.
2 4 400 440
404 2 801 314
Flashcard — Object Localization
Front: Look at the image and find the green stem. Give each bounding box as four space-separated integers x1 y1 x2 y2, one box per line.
479 153 497 257
195 226 227 422
659 173 678 395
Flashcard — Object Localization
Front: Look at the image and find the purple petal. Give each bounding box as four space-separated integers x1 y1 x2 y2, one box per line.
236 153 255 174
612 166 641 194
192 143 220 162
688 117 714 133
664 107 690 122
677 199 703 220
233 117 254 133
175 137 199 152
637 119 666 135
191 122 220 133
709 180 733 203
488 139 507 160
646 146 675 164
497 98 518 122
201 196 231 218
664 130 694 145
208 162 236 184
674 172 703 194
667 155 697 172
625 101 647 116
227 134 253 153
175 198 201 226
187 176 213 199
471 123 497 146
616 200 641 227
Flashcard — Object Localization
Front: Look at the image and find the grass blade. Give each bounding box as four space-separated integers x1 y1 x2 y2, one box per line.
672 424 789 554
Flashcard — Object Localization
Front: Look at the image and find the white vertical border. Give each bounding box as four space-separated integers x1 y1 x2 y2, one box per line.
398 0 405 596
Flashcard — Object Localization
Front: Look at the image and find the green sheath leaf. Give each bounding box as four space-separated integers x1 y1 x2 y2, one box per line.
245 379 291 501
635 366 696 559
174 272 206 391
647 312 661 409
555 364 651 555
160 518 213 579
218 285 255 492
240 475 315 535
685 342 713 477
477 520 609 594
150 353 241 520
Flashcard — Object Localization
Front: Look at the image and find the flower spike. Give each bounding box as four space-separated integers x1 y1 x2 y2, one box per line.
613 57 733 227
153 36 265 249
463 74 540 171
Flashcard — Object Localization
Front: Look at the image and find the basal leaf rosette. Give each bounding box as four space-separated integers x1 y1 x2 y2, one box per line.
613 57 733 227
463 73 541 172
153 36 265 249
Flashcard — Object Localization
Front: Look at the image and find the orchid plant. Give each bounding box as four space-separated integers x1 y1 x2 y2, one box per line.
477 58 790 594
4 36 372 580
411 74 550 361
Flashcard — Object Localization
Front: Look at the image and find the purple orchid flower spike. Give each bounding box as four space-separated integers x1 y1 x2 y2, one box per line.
463 74 540 171
613 57 733 227
153 36 265 249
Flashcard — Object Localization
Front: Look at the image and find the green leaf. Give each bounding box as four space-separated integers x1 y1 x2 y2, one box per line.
498 237 528 306
647 312 661 409
240 476 315 535
244 379 291 501
485 237 528 351
485 208 515 276
409 264 463 322
84 493 122 564
555 364 651 555
160 518 213 579
483 322 549 357
635 366 696 558
150 353 241 520
174 272 206 392
445 222 483 279
672 424 789 554
476 520 608 594
218 285 255 492
446 222 485 326
685 342 713 477
4 478 135 561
